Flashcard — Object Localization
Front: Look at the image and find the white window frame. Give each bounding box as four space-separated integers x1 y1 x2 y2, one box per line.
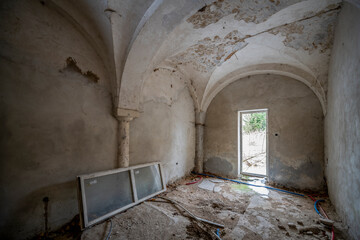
77 162 166 229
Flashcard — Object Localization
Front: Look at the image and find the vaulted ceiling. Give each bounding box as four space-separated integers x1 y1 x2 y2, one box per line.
49 0 342 115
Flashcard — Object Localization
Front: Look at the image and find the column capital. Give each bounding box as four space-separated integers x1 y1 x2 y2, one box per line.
117 116 134 122
195 111 206 125
115 108 141 121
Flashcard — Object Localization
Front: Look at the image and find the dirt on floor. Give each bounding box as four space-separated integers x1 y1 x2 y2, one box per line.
40 175 349 240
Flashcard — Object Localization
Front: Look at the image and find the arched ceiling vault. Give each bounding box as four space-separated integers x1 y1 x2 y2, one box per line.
120 0 341 116
50 0 342 116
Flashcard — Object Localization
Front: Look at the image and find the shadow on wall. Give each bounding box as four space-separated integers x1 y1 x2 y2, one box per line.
204 157 235 177
269 157 325 190
1 181 78 239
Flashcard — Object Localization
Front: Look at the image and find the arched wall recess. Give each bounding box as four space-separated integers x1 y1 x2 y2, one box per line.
201 63 327 116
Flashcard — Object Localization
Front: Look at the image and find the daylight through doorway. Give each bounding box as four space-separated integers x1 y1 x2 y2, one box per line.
239 109 268 177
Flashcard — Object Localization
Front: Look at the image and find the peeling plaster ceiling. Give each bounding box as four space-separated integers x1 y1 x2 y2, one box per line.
51 0 342 115
187 0 302 28
153 0 341 114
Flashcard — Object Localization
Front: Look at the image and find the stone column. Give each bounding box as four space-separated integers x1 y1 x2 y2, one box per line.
116 108 140 168
195 111 206 173
117 116 132 168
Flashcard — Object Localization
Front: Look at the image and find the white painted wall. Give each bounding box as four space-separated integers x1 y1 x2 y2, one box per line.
325 2 360 239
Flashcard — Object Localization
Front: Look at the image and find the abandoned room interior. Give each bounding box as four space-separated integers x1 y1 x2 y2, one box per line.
0 0 359 239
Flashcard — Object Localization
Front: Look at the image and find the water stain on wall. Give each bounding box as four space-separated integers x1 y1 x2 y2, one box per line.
204 157 234 176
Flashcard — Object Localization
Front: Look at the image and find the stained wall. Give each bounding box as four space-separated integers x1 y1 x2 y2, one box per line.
204 74 324 190
0 1 117 238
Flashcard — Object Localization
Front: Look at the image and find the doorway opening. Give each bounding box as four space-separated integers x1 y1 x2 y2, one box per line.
238 109 268 177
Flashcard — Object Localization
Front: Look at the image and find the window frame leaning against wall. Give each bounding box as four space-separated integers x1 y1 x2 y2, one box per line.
77 162 166 229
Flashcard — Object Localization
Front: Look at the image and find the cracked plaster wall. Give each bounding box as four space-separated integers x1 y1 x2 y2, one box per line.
130 68 195 184
204 74 324 190
325 2 360 239
0 1 117 238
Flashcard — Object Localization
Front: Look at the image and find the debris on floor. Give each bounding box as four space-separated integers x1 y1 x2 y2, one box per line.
46 175 349 240
198 179 221 192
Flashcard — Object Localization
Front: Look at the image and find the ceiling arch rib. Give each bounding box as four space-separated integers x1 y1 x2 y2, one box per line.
149 65 201 112
107 0 156 104
201 42 327 114
118 0 212 112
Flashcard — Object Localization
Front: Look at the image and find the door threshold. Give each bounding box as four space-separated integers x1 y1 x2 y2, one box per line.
240 172 267 178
